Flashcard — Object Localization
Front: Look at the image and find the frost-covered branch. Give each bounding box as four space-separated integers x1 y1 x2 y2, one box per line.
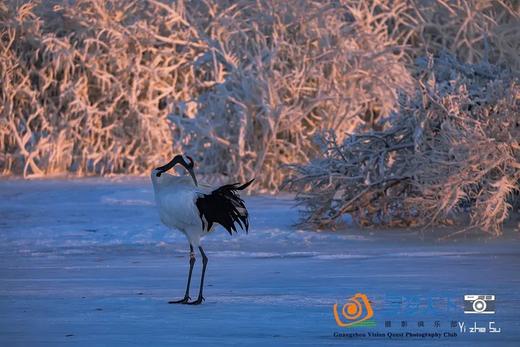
286 54 520 235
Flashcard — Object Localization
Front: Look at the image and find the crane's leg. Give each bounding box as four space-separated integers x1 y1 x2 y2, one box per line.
169 244 195 304
187 246 208 305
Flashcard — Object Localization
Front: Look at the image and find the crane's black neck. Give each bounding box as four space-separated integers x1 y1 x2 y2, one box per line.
155 155 198 186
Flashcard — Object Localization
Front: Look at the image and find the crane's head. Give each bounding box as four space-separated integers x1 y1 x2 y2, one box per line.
153 154 198 186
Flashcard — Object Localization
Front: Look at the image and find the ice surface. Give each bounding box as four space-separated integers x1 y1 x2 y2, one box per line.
0 179 519 346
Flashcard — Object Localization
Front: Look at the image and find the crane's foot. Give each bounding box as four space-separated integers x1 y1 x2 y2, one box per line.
187 296 205 305
168 296 190 304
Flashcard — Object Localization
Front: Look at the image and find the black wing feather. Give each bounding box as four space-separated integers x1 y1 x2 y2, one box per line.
195 179 254 235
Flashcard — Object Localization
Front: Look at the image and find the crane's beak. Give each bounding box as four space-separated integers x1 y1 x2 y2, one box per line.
183 155 198 187
188 167 198 187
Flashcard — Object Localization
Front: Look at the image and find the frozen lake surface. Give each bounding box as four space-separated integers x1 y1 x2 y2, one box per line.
0 179 519 346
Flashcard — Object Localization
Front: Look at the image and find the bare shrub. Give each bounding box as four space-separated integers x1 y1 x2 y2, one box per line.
1 0 413 186
287 54 519 235
175 0 413 190
1 0 202 176
412 0 520 72
0 0 518 197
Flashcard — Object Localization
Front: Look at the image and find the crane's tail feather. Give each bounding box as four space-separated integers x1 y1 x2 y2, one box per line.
195 179 254 235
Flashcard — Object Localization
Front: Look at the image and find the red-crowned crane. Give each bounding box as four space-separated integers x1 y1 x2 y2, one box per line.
151 154 253 305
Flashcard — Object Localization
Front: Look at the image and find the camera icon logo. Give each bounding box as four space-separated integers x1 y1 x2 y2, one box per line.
333 293 374 327
464 294 495 314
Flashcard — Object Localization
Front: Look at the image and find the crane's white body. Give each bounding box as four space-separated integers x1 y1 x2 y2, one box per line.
151 170 212 247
